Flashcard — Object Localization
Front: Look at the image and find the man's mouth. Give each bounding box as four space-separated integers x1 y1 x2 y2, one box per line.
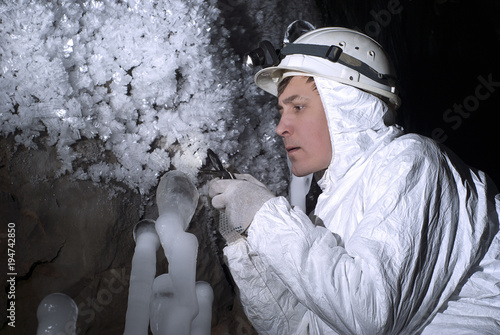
286 146 300 153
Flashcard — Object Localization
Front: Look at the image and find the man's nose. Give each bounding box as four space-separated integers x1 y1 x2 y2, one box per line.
275 114 292 137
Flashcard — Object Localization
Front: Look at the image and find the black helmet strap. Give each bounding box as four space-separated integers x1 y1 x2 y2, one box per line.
280 43 395 87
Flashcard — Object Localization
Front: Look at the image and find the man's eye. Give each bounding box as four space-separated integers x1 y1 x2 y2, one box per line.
294 105 304 111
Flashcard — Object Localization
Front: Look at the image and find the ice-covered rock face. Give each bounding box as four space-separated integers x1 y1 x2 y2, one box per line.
0 0 291 196
0 0 327 199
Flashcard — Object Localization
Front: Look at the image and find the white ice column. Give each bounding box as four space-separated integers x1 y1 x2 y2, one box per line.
36 292 78 335
123 219 161 335
150 273 176 334
154 170 201 335
191 281 214 335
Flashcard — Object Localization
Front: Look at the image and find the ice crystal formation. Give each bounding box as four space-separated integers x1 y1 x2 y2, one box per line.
0 0 288 196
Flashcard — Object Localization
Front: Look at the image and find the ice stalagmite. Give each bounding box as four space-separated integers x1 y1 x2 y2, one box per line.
153 170 204 335
36 293 78 335
123 219 160 335
150 273 176 334
191 281 214 335
149 275 214 335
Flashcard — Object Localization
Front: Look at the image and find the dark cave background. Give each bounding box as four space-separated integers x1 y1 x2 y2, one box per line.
314 0 500 186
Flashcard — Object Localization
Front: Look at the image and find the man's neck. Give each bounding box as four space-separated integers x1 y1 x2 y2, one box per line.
314 169 326 181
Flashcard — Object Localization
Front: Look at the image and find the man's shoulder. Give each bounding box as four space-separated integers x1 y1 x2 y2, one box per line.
382 133 443 163
371 133 448 177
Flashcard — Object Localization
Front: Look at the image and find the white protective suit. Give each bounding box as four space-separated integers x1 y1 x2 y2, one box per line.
223 77 500 334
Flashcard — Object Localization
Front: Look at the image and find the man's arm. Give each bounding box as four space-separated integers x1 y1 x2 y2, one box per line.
223 238 311 335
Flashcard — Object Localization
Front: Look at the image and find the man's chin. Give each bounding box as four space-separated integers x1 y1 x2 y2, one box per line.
292 167 326 179
291 167 312 178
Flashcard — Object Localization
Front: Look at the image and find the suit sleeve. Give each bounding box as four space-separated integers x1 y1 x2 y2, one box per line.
223 237 312 335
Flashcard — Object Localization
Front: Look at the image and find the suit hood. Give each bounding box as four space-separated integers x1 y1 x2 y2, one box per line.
314 77 403 190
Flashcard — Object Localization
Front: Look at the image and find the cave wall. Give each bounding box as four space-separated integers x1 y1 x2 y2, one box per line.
0 129 257 334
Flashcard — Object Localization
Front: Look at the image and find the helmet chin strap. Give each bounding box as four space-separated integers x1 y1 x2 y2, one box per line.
280 43 397 88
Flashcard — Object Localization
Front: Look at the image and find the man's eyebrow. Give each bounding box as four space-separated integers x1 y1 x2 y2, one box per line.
276 94 310 110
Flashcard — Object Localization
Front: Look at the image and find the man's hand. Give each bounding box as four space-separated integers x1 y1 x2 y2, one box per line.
209 174 275 234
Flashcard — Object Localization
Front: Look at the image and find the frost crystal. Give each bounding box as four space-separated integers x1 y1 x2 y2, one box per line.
0 0 290 197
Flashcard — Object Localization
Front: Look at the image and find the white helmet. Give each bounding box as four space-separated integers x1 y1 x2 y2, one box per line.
253 27 401 109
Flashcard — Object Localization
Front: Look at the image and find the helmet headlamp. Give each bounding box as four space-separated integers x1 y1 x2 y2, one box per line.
244 20 316 69
244 40 280 68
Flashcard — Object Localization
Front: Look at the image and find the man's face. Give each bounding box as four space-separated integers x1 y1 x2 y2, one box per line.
276 76 332 177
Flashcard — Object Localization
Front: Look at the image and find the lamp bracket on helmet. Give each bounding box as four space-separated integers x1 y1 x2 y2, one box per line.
280 43 396 87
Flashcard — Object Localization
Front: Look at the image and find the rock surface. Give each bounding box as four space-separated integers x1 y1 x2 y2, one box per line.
0 135 256 334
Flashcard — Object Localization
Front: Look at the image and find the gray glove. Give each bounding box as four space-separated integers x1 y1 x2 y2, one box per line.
209 174 275 237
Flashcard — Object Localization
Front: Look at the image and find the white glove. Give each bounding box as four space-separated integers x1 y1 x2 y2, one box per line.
209 174 275 236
